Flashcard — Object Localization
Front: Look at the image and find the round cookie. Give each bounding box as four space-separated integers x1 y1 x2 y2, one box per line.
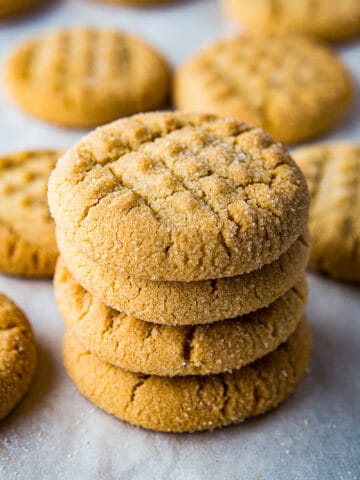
63 318 311 432
222 0 360 42
293 143 360 282
0 293 37 420
57 228 310 325
0 150 59 277
174 36 353 144
0 0 41 18
48 112 309 282
5 28 171 128
55 258 307 376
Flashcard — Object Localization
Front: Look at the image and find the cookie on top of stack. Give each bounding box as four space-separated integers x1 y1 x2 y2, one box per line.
49 112 311 432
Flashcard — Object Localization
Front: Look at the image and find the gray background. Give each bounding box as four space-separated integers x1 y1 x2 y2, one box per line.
0 1 359 478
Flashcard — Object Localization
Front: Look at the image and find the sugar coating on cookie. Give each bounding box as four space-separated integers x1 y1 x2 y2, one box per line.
174 36 353 144
6 28 171 128
57 228 310 324
0 150 59 277
294 143 360 282
63 319 311 432
49 112 309 282
222 0 360 42
0 0 41 17
55 258 307 375
0 293 37 420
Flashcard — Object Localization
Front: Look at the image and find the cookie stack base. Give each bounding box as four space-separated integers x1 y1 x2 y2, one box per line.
63 319 311 433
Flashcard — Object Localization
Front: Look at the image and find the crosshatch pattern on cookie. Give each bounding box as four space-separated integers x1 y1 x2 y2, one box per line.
0 150 59 276
294 143 360 281
174 36 353 144
49 112 309 281
6 28 171 127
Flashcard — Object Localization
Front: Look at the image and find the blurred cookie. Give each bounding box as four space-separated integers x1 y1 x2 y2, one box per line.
63 318 311 432
48 112 309 282
0 0 41 18
57 228 310 325
6 28 171 128
0 293 37 420
0 150 59 277
55 258 307 375
222 0 360 42
174 35 353 144
294 143 360 282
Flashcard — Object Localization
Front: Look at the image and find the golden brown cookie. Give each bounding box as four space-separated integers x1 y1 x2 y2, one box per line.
222 0 360 42
0 0 41 18
55 258 307 375
5 28 171 128
0 293 37 420
57 228 309 324
0 150 59 277
48 112 309 282
293 143 360 282
174 36 353 144
63 318 311 432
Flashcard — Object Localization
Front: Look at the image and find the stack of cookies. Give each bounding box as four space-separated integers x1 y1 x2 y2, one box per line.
49 112 312 432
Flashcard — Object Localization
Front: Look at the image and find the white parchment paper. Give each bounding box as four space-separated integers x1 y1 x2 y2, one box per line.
0 1 359 478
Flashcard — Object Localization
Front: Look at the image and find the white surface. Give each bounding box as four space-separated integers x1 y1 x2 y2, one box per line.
0 1 360 479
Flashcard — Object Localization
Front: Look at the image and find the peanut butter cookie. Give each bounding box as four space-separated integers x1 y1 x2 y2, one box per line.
55 258 307 375
174 36 353 144
48 112 309 281
0 293 37 420
222 0 360 42
63 318 311 432
294 143 360 282
0 150 59 277
5 28 171 128
57 228 309 324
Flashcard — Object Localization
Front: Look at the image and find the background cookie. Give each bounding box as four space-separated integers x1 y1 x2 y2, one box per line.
0 293 37 420
174 36 353 144
222 0 360 42
5 28 171 128
57 228 310 324
55 258 307 375
48 112 309 282
0 150 59 277
0 0 41 18
63 318 311 432
293 143 360 282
